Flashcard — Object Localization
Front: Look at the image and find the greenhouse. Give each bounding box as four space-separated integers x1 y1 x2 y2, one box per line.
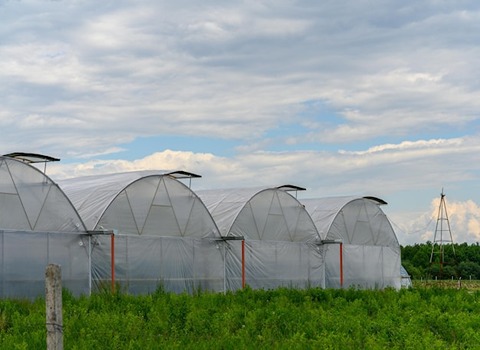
401 265 412 288
302 196 401 289
0 154 90 298
58 171 224 294
197 186 325 291
1 152 404 298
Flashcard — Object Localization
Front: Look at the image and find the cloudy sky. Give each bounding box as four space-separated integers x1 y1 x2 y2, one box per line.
2 0 480 245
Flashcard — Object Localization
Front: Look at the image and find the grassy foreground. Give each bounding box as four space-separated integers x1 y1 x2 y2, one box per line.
1 286 480 349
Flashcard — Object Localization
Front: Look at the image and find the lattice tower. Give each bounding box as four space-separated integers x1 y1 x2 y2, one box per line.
429 189 455 277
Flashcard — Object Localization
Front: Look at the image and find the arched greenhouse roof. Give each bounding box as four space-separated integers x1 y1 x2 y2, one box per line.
0 155 86 232
58 170 219 238
301 196 399 248
197 186 319 242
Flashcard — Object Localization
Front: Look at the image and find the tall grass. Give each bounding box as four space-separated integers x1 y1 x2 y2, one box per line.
1 286 480 349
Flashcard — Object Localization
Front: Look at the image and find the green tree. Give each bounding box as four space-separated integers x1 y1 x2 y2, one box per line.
457 261 480 279
402 261 422 280
401 241 480 280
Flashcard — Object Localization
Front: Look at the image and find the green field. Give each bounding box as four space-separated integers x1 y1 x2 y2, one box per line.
2 286 480 349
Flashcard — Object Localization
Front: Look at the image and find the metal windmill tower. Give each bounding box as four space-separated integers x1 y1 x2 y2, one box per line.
429 189 456 277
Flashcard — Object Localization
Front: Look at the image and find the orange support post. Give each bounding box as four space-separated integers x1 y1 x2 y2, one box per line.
241 240 245 289
339 242 343 288
111 233 115 293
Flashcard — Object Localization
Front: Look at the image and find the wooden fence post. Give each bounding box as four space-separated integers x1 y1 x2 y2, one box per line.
46 264 63 350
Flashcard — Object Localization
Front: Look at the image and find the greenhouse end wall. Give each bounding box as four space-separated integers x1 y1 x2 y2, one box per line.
0 230 90 299
197 187 325 291
302 197 402 290
58 171 226 295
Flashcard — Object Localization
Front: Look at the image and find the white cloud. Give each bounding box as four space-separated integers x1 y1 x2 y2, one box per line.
44 142 480 245
393 196 480 245
47 133 480 198
2 1 480 245
442 199 480 242
1 1 478 154
339 138 464 155
406 198 480 244
18 114 85 128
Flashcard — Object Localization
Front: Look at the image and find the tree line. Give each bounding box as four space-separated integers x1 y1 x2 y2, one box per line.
401 242 480 280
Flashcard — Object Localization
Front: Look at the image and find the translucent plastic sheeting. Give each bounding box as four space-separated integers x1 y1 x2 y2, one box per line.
302 197 397 245
0 156 86 232
323 245 400 289
196 188 324 291
197 187 319 242
59 171 219 238
223 240 325 291
401 265 412 288
58 171 161 230
302 197 401 289
91 235 225 294
0 230 90 299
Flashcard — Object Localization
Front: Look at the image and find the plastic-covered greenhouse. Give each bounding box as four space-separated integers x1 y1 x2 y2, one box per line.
197 186 324 291
401 265 412 288
0 154 90 298
302 196 401 289
58 171 224 294
1 152 404 298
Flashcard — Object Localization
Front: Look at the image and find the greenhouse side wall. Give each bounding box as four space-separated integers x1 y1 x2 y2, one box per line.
221 240 324 291
0 230 91 299
90 234 225 294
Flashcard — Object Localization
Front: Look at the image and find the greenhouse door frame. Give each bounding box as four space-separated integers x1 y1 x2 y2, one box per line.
215 236 245 293
88 229 117 294
321 239 344 288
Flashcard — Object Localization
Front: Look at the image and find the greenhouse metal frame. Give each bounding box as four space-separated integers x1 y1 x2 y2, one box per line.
0 155 90 298
197 186 325 291
58 170 225 294
1 152 404 298
302 196 401 289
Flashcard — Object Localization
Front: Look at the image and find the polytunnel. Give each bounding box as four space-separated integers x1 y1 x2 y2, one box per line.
197 186 324 291
301 196 401 289
58 170 224 294
0 154 90 298
401 265 412 288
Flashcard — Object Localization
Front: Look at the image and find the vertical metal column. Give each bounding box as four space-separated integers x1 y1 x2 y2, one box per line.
111 233 115 293
88 235 92 295
242 240 246 289
339 242 344 288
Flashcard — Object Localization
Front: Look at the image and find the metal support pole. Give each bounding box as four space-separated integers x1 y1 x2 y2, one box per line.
223 242 227 294
111 233 115 293
339 242 344 288
241 240 246 289
88 235 92 295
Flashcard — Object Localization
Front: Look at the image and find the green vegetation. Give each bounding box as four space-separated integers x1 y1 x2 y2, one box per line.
402 242 480 280
2 286 480 349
